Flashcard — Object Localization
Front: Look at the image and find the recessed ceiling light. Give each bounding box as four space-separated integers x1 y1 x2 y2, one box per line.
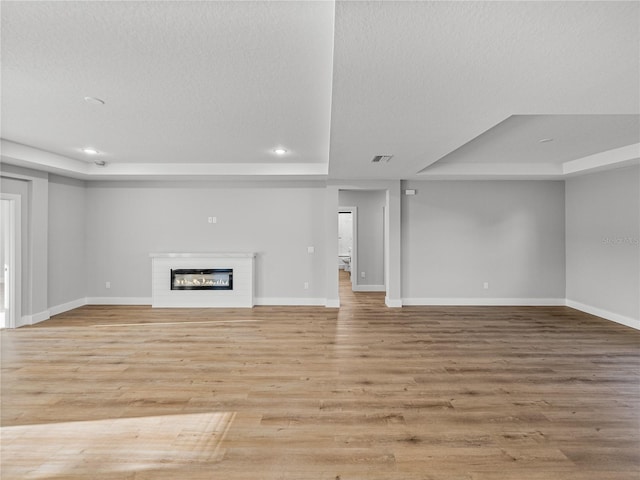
84 96 105 105
538 138 554 143
274 148 287 155
82 148 99 155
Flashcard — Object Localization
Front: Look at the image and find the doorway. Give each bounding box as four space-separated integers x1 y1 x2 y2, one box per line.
338 207 357 290
329 186 397 308
0 194 21 329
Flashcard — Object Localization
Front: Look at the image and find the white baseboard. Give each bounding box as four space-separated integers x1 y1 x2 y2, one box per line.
353 284 385 292
402 297 566 306
255 297 326 306
49 298 88 316
385 297 403 308
26 297 148 322
325 298 340 308
86 297 152 305
20 296 640 332
20 309 50 326
54 296 329 308
565 299 640 331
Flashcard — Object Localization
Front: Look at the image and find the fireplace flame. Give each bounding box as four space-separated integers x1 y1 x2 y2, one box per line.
171 269 233 290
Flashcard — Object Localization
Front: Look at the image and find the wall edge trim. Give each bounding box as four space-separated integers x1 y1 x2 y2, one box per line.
385 297 403 308
255 297 327 306
353 284 385 292
402 297 566 306
20 310 50 327
87 297 152 305
565 299 640 331
49 298 87 316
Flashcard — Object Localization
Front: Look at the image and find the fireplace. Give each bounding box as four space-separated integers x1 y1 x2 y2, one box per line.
151 253 255 308
171 268 233 291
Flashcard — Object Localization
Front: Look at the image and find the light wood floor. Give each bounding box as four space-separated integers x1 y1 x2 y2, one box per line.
1 272 639 479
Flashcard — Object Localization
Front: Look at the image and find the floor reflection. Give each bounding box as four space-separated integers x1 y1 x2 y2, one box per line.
1 411 235 478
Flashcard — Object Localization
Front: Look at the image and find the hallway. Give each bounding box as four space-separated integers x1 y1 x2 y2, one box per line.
339 268 386 309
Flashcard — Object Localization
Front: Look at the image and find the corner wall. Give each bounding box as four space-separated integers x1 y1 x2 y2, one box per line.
48 175 87 314
565 165 640 329
402 180 566 304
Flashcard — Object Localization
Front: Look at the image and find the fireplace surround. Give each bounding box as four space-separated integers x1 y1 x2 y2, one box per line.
150 253 255 308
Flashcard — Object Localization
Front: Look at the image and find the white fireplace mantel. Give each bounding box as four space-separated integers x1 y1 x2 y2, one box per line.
150 252 256 308
150 252 256 259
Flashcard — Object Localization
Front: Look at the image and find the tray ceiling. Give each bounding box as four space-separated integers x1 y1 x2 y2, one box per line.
1 1 638 180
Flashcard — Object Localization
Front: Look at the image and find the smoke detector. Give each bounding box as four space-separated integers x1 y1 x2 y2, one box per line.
371 155 393 163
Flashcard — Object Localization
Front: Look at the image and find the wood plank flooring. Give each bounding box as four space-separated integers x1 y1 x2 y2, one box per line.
1 273 639 479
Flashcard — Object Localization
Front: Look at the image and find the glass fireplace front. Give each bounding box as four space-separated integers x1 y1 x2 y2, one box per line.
171 269 233 290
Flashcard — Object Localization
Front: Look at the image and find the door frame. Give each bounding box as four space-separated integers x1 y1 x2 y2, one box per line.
1 193 21 329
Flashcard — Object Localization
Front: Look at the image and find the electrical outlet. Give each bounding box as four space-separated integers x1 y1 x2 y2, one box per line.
106 281 111 289
307 246 314 254
208 216 217 224
483 282 489 289
361 272 366 279
304 282 309 290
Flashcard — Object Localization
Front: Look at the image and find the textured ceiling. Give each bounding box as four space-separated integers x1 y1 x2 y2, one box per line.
430 114 640 165
328 1 639 179
1 1 638 180
1 1 335 177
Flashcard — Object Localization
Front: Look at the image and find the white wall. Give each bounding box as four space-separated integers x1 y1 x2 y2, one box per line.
402 180 566 303
1 162 637 329
48 175 87 312
84 182 327 304
339 190 386 288
566 165 640 328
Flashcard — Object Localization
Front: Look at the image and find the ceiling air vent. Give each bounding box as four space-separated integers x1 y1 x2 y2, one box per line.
372 155 393 163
